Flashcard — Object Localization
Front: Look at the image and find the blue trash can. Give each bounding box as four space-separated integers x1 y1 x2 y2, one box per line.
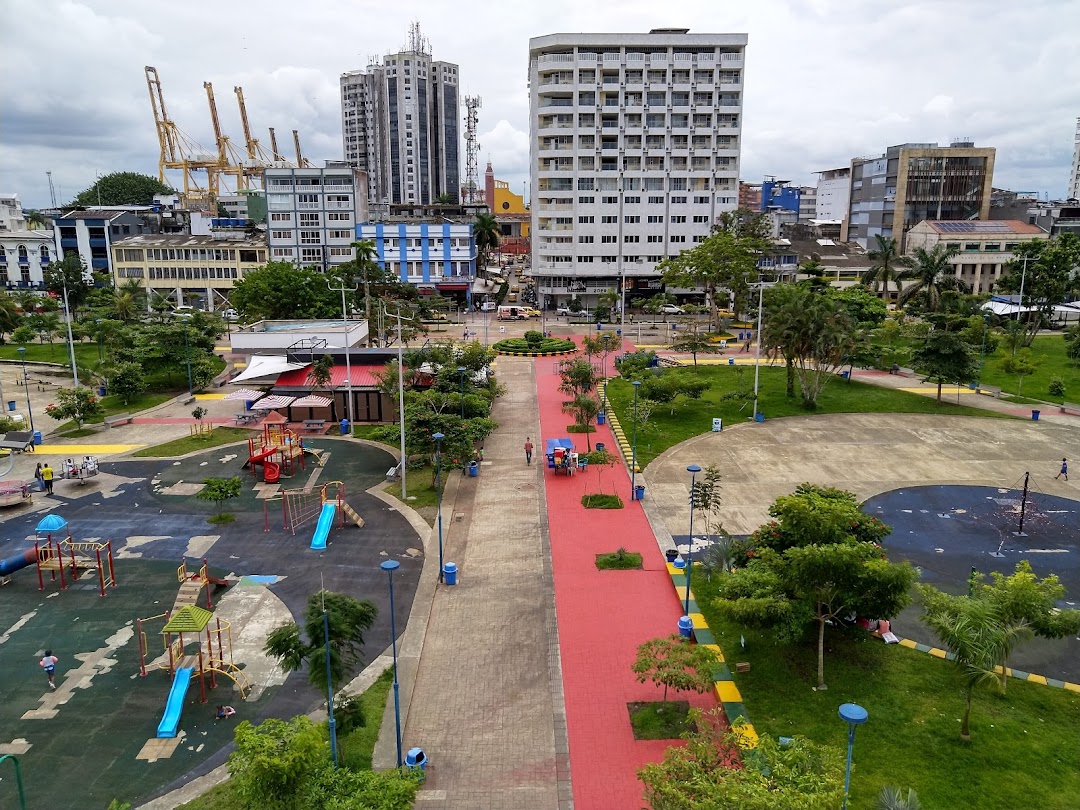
635 484 645 501
754 412 765 423
468 461 478 477
244 400 254 411
98 386 107 397
595 442 605 452
840 371 849 380
405 747 428 781
340 418 350 435
6 400 14 412
678 615 693 639
1032 410 1040 421
597 412 606 425
32 430 42 446
443 563 458 585
728 357 735 365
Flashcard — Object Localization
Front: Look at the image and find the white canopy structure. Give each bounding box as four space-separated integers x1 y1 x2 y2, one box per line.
231 355 309 384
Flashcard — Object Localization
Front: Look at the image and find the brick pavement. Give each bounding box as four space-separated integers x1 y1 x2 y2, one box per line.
400 356 570 809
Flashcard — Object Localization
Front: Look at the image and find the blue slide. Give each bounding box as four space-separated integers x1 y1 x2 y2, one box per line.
309 502 337 550
156 666 193 738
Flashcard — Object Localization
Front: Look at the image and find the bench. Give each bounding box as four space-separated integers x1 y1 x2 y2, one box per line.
234 412 256 425
976 385 1002 398
385 465 400 481
0 431 34 453
179 395 196 405
1061 401 1080 416
36 380 62 393
104 414 133 428
303 419 327 432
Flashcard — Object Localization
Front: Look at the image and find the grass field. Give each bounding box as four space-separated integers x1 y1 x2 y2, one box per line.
975 334 1077 400
132 427 253 457
692 571 1080 810
606 365 1010 468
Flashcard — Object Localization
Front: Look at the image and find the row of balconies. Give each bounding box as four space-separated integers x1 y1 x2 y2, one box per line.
537 53 741 67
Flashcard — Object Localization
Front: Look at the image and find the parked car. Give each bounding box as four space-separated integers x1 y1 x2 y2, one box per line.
556 306 572 316
661 304 684 315
221 308 238 320
480 301 497 312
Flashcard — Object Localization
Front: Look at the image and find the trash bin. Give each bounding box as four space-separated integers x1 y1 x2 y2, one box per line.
678 615 694 639
244 400 255 411
595 442 605 452
442 563 458 586
339 418 350 435
32 431 42 446
635 484 645 501
596 412 606 425
840 371 849 380
754 412 765 423
6 400 14 412
468 461 478 477
98 386 107 397
1032 410 1040 421
405 747 428 780
728 357 735 365
665 548 680 563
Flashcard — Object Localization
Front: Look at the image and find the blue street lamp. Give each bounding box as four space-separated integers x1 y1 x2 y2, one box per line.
839 703 868 810
380 559 403 768
322 602 339 769
457 366 467 419
630 380 641 500
976 313 991 391
16 347 33 433
433 432 445 582
684 464 701 616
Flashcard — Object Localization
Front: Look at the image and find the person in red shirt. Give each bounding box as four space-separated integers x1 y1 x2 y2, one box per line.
524 437 534 465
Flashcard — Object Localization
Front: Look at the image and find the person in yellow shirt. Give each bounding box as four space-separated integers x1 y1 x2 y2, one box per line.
41 463 54 495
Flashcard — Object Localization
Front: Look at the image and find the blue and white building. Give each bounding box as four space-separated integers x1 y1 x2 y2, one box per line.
54 208 151 277
0 193 53 289
356 216 475 300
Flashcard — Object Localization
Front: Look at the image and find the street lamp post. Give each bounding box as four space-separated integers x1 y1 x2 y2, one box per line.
457 366 467 419
684 464 701 616
839 703 868 810
630 380 641 501
182 322 193 396
327 278 358 424
752 277 768 422
60 276 79 387
380 559 404 768
17 347 33 433
322 601 339 769
433 432 446 582
976 313 991 390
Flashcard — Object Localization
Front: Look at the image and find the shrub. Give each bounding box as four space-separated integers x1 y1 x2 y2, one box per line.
1049 376 1066 398
493 336 576 354
524 330 545 348
596 547 642 569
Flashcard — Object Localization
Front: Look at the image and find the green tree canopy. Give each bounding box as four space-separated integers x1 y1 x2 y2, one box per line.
834 284 889 326
861 235 911 301
44 252 92 311
230 261 343 320
71 172 174 207
227 716 329 810
474 212 501 270
997 234 1080 346
911 329 979 402
898 244 966 311
631 634 717 701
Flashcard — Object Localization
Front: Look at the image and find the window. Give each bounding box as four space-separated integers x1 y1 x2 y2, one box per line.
578 178 595 191
963 243 980 251
579 256 594 263
601 235 617 243
329 229 353 239
624 215 639 224
694 196 710 204
299 213 320 226
693 215 710 223
647 215 663 223
648 195 665 204
646 255 664 263
327 212 352 221
300 231 322 244
578 196 595 204
647 235 663 243
578 216 594 224
272 247 295 257
601 216 617 224
671 216 687 224
271 230 293 240
670 235 686 243
624 235 639 243
624 196 640 204
578 235 594 243
601 255 618 263
270 212 292 222
984 243 1001 251
671 196 687 204
693 235 706 243
602 196 618 204
328 247 352 257
119 248 143 261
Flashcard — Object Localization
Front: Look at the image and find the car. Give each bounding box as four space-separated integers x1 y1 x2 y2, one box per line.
522 307 542 318
661 304 684 315
556 306 572 316
221 308 238 320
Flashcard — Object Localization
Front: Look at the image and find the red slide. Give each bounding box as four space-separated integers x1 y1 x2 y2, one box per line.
248 448 280 483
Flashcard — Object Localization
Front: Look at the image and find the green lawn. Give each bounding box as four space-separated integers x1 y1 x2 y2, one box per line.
384 465 449 512
976 335 1077 400
607 365 1011 468
692 572 1080 810
0 340 100 366
132 427 253 457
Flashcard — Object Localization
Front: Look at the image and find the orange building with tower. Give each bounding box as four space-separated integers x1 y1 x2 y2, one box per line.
485 162 530 256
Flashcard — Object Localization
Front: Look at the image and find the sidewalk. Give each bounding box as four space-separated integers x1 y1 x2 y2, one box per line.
395 357 570 809
535 353 717 810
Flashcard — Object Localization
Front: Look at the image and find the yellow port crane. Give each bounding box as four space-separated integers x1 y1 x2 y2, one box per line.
203 81 247 192
233 86 279 185
293 130 311 168
268 127 285 163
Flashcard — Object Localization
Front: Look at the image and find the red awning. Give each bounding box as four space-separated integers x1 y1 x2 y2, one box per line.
436 283 469 291
275 364 384 389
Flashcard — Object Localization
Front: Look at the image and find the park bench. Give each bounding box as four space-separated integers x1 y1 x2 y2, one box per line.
179 394 197 405
0 431 34 453
1060 401 1080 416
976 385 1002 398
36 380 63 393
104 414 133 428
303 419 327 433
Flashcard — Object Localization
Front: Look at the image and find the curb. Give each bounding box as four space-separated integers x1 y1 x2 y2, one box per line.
493 348 577 357
598 381 640 475
894 636 1080 692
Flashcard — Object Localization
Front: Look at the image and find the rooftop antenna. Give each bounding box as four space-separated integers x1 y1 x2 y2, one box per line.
46 171 57 208
464 96 482 204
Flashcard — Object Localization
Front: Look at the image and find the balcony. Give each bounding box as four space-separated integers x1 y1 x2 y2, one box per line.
539 54 574 66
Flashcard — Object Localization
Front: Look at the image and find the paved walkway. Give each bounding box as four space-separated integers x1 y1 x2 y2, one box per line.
535 353 716 810
398 357 570 809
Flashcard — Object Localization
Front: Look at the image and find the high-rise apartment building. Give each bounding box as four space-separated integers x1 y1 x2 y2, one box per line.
844 141 995 249
1069 117 1080 201
340 27 460 206
529 29 746 309
814 167 851 223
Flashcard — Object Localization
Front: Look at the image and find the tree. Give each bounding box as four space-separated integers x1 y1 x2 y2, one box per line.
691 464 725 542
911 329 978 402
971 561 1080 690
44 252 92 312
562 394 600 449
861 235 911 302
474 212 501 270
997 235 1080 347
44 387 105 427
748 484 891 554
670 320 718 366
197 476 242 518
108 362 147 404
639 709 844 810
879 787 923 810
834 285 889 326
999 348 1040 397
917 586 1031 741
631 634 717 701
303 767 422 810
0 292 23 340
898 244 966 311
659 208 771 328
230 261 342 321
71 172 173 207
716 542 917 690
343 240 381 346
228 716 329 810
264 590 378 695
309 354 334 391
558 357 598 399
434 193 455 205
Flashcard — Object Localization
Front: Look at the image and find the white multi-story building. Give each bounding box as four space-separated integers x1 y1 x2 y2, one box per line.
798 186 817 223
0 193 53 290
264 163 369 271
340 26 460 206
815 167 851 223
1069 117 1080 201
529 29 747 309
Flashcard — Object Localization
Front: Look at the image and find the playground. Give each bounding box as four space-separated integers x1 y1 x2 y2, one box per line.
0 436 423 810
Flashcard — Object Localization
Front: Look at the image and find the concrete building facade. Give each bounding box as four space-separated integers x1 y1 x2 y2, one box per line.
54 209 153 277
340 30 460 206
529 29 747 309
815 166 850 222
844 142 996 250
111 234 267 311
1069 117 1080 201
264 163 368 272
0 193 53 290
904 220 1047 295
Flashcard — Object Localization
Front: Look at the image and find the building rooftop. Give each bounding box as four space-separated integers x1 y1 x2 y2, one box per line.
112 234 266 248
56 209 133 221
921 220 1045 235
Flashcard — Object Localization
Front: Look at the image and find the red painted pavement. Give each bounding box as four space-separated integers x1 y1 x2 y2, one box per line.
536 344 716 810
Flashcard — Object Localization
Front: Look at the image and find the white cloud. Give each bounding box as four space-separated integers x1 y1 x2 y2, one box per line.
2 0 1079 207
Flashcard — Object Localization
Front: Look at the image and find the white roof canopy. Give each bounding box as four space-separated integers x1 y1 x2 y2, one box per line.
231 355 309 384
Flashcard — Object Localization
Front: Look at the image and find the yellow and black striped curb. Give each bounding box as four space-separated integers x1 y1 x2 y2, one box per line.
494 348 578 357
894 637 1080 692
599 381 640 474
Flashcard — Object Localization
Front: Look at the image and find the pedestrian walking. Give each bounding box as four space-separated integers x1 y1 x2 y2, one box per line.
41 463 54 495
34 463 44 492
40 649 59 689
1055 458 1068 481
524 437 534 465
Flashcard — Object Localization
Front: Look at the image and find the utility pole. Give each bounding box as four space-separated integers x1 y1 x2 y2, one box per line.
326 277 358 425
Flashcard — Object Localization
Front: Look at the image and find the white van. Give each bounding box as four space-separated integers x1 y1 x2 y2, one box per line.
497 305 528 321
479 301 497 312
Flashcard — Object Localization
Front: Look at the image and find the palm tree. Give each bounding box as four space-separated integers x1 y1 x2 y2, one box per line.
861 235 911 303
0 292 22 339
474 212 500 272
25 210 49 230
348 239 379 346
898 244 966 311
264 590 378 696
878 787 922 810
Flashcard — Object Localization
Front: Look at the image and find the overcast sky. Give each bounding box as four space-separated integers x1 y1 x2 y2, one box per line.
3 0 1079 210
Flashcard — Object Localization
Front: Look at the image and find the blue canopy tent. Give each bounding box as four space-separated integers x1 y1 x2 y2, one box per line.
545 438 575 475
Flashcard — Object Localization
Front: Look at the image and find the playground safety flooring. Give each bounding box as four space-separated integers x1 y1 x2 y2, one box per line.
0 437 421 810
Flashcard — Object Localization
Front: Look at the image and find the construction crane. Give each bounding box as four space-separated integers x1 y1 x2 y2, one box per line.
203 81 246 192
293 130 311 168
268 128 284 163
145 66 222 209
233 86 279 186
